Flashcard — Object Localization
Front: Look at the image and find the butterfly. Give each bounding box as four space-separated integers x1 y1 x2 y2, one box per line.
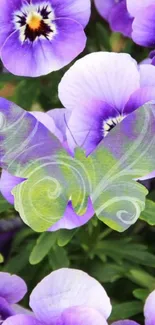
0 98 155 233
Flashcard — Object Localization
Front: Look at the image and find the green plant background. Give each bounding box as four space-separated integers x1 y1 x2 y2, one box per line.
1 4 155 323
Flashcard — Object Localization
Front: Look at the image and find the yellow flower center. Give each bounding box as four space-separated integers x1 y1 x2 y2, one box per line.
27 12 42 30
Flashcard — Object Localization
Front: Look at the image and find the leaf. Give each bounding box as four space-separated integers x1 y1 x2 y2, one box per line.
0 194 11 213
110 301 143 321
57 229 77 247
140 199 155 225
128 269 155 289
133 288 150 301
29 232 57 265
90 262 125 283
0 254 4 263
48 245 70 270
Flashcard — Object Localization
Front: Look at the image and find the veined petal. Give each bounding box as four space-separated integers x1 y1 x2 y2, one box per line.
57 306 108 325
144 290 155 325
132 6 155 47
0 272 27 304
30 269 112 324
126 0 155 16
94 0 115 20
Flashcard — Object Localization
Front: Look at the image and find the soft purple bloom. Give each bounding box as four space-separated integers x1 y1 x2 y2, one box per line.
0 272 27 322
0 0 91 77
0 103 94 231
58 52 155 161
94 0 133 37
2 268 112 325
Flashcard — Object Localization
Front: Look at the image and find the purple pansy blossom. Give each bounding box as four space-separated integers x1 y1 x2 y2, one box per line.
0 272 27 322
0 104 94 231
2 268 112 325
58 52 155 161
94 0 133 37
0 0 91 77
112 289 155 325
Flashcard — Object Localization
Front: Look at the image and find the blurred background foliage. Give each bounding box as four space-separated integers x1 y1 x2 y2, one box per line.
0 3 155 324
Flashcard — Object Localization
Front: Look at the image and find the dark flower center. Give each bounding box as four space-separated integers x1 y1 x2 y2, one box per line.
14 4 56 42
103 115 125 136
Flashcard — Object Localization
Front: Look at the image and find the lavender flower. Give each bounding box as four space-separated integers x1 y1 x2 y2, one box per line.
2 268 112 325
0 272 27 322
94 0 133 37
0 0 90 77
58 52 155 158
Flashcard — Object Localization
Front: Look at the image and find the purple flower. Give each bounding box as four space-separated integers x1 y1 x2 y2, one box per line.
112 289 155 325
2 268 112 325
58 52 155 159
0 272 27 322
0 0 91 77
124 0 155 62
94 0 133 37
0 106 94 231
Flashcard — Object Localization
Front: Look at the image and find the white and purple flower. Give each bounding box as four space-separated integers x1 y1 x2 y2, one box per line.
0 272 27 322
2 268 112 325
0 0 91 77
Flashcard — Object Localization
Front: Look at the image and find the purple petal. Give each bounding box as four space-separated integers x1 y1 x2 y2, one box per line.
126 0 155 16
59 52 140 112
0 272 27 304
66 100 119 155
0 170 25 205
0 297 15 320
109 1 133 37
32 0 91 28
3 315 42 325
124 86 155 115
30 269 112 324
31 112 63 142
49 198 94 231
132 6 155 47
1 19 86 77
57 306 108 325
144 290 155 325
112 321 140 325
47 109 71 142
94 0 115 20
139 64 155 87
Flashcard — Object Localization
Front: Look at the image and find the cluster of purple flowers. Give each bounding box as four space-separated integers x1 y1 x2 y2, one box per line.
1 268 155 325
94 0 155 64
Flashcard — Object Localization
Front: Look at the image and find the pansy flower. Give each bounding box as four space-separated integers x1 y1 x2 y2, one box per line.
58 52 155 158
94 0 133 37
0 0 91 77
2 268 112 325
0 272 27 322
1 53 155 232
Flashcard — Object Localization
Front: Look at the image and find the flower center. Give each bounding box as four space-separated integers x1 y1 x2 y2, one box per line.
103 115 125 137
14 3 57 43
27 12 42 30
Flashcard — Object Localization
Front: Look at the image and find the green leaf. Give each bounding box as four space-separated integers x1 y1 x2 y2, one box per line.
57 229 77 247
128 269 155 289
48 245 70 270
133 288 150 301
110 301 143 321
140 199 155 225
29 232 57 265
0 194 11 213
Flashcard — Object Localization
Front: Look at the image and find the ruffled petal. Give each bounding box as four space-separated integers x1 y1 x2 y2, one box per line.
109 1 133 37
132 6 155 47
30 269 112 324
0 272 27 304
94 0 115 20
1 19 86 77
49 198 94 231
124 86 155 115
59 52 140 112
0 170 25 205
144 290 155 325
3 315 42 325
126 0 155 16
57 306 108 325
